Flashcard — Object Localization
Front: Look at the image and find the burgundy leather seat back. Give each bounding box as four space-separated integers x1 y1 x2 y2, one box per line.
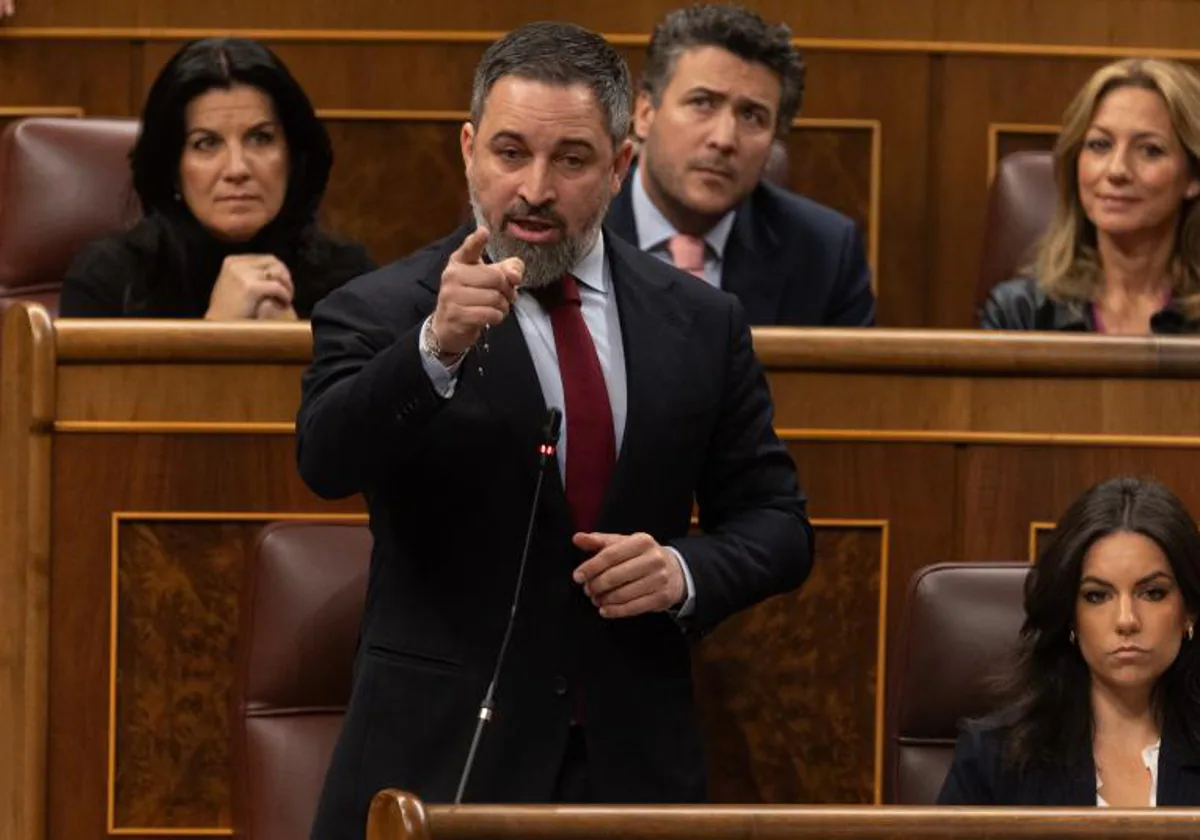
976 151 1057 310
232 522 372 840
884 562 1030 804
0 117 141 313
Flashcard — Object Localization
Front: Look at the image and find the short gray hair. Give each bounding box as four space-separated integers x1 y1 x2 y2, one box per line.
469 22 632 148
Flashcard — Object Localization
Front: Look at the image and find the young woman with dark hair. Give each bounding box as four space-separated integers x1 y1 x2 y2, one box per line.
939 477 1200 806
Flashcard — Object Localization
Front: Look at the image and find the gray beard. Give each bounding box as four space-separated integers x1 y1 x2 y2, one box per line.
469 187 608 290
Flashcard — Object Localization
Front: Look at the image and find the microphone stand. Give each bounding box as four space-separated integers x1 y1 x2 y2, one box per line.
454 408 563 804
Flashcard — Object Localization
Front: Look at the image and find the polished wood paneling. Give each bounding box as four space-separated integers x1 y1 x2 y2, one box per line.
786 444 954 671
137 42 488 112
959 447 1200 564
369 790 1200 840
11 320 1200 837
0 305 54 840
0 41 129 116
112 519 255 828
695 525 884 805
47 433 359 840
783 122 875 273
322 118 468 265
927 0 1200 48
796 52 930 325
56 364 306 422
97 521 884 825
21 0 1200 48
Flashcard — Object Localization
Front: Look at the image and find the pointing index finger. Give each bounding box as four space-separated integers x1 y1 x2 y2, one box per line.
452 226 490 265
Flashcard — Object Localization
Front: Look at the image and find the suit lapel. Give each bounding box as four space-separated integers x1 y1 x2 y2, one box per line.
722 189 788 324
597 233 692 532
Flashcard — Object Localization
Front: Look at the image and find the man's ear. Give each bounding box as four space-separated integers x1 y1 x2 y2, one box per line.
611 137 635 194
632 91 657 143
460 121 475 172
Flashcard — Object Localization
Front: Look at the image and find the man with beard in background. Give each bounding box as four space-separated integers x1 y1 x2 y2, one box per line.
298 21 811 839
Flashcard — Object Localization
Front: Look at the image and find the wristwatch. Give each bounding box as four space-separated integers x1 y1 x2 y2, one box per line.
420 317 464 366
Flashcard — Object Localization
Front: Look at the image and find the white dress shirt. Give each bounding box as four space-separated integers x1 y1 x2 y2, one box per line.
1097 741 1160 807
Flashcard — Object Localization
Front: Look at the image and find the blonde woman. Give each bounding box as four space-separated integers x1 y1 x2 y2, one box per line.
981 59 1200 333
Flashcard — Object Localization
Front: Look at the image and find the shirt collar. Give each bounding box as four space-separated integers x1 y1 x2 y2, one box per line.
570 228 607 294
631 162 736 260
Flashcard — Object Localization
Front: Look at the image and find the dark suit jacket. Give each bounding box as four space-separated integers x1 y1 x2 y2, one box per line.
979 276 1200 333
606 168 875 327
297 224 812 839
938 720 1200 806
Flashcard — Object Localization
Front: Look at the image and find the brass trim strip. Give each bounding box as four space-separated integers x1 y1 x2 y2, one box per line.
54 421 295 434
106 831 232 837
318 108 467 121
111 511 367 521
1028 521 1056 563
3 28 1200 59
873 523 891 806
777 428 1200 448
106 515 119 833
0 105 84 117
54 425 1200 446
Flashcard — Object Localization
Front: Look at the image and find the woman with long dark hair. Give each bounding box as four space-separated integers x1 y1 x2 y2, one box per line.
60 37 373 319
939 477 1200 806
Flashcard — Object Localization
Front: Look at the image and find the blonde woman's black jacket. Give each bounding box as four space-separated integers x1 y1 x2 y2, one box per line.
979 276 1199 333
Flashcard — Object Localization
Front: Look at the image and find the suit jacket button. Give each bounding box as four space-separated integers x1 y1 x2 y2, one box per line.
552 676 569 696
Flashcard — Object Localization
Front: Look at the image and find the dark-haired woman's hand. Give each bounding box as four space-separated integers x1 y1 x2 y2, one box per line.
205 254 294 321
1 0 15 18
255 298 299 321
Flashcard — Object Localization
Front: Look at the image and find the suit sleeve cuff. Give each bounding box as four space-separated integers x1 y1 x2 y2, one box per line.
418 315 464 398
665 546 696 621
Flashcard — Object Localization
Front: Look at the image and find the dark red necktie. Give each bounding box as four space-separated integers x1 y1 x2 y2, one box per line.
533 275 615 532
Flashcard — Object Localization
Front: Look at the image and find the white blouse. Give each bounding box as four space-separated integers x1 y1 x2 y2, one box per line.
1097 741 1161 807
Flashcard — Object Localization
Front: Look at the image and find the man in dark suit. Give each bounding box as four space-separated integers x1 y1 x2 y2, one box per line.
606 4 876 327
298 21 811 839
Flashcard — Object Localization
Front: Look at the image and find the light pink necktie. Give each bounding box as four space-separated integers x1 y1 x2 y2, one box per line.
667 233 707 279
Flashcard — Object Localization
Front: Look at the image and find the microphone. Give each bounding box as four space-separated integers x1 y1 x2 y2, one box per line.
454 406 563 804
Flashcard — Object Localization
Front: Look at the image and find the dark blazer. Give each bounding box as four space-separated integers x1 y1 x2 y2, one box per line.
979 276 1200 333
297 224 812 839
938 720 1200 806
606 168 875 327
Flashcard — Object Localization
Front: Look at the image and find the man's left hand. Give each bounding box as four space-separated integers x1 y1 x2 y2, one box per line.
572 532 685 618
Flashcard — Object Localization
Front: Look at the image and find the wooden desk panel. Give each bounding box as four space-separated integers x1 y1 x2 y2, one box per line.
368 792 1200 840
8 309 1200 840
